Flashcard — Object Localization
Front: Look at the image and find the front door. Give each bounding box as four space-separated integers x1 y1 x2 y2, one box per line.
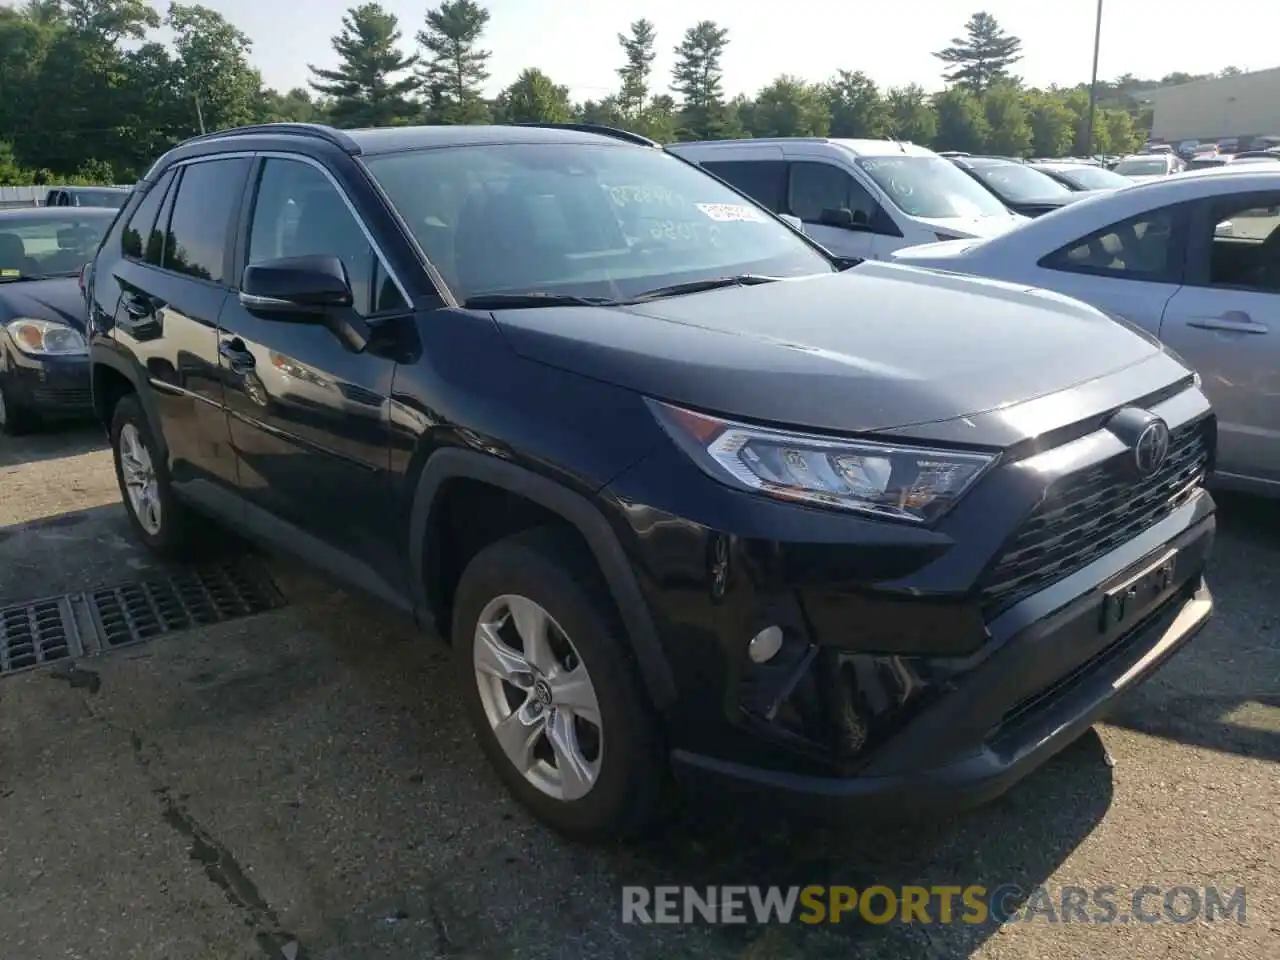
1161 191 1280 486
218 154 411 600
109 157 252 494
784 160 893 260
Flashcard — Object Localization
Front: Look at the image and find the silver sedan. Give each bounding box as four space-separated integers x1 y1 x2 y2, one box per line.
891 166 1280 496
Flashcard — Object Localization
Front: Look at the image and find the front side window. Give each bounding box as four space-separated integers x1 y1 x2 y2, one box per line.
163 157 252 283
364 143 834 301
1042 206 1180 280
854 156 1008 219
246 157 404 316
701 160 787 213
787 161 878 224
0 210 115 279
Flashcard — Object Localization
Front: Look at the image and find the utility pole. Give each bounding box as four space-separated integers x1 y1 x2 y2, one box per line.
1083 0 1104 156
194 94 207 135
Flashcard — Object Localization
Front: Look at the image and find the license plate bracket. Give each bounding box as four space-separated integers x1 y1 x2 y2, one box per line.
1099 548 1178 634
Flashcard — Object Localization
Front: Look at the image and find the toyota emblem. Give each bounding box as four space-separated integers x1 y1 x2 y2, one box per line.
1133 419 1171 477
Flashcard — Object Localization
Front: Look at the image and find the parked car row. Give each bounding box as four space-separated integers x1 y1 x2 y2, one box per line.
53 120 1218 843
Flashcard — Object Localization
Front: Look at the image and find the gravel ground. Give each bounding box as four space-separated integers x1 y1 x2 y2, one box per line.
0 426 1276 960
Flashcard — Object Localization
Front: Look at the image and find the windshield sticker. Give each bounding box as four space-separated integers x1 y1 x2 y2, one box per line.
695 203 767 223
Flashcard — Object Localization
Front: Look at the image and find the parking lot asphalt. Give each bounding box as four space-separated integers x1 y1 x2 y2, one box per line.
1 427 1276 960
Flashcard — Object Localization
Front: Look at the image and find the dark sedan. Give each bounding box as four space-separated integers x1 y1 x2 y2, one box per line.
0 207 115 434
1030 161 1134 192
948 156 1104 217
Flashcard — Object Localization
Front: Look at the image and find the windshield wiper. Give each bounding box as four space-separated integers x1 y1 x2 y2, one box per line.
624 274 781 303
462 292 621 309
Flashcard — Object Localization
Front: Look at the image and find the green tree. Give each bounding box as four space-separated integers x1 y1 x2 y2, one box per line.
578 95 623 127
169 3 263 135
885 84 937 144
495 67 571 123
671 20 730 140
640 93 678 143
616 18 656 120
934 11 1022 93
825 70 887 139
261 87 322 123
309 3 419 128
982 83 1030 156
1025 91 1075 157
1104 108 1139 154
933 86 989 152
417 0 491 124
750 76 828 137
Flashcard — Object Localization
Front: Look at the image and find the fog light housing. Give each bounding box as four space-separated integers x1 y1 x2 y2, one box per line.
748 625 784 664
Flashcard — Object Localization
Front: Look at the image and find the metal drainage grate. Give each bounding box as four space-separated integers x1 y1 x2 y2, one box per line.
0 595 83 675
87 561 286 649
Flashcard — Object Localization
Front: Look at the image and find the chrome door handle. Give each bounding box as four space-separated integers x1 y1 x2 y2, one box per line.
1186 312 1268 334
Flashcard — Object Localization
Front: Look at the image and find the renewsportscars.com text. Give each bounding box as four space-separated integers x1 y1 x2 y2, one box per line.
621 884 1248 926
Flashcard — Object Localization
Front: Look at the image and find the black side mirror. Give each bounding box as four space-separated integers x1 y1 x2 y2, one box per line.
239 255 354 317
240 254 369 353
818 207 871 231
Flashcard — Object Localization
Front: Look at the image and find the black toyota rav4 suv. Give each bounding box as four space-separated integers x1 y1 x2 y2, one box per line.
86 122 1216 841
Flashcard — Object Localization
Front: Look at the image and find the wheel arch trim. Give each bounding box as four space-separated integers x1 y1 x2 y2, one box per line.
408 447 677 709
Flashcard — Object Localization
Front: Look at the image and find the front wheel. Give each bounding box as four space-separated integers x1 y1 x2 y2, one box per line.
452 527 668 842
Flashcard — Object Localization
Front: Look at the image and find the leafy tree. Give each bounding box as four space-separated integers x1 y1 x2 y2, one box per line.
641 93 678 143
751 76 829 137
1025 91 1075 157
934 11 1023 93
885 84 937 144
671 20 729 140
495 67 571 123
616 18 656 120
309 3 419 128
982 83 1030 156
1104 108 1139 154
578 96 623 127
933 86 989 152
169 3 263 135
417 0 491 124
261 87 322 123
825 70 887 139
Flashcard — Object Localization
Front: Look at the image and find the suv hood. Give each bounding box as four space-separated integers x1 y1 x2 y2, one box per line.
489 263 1173 441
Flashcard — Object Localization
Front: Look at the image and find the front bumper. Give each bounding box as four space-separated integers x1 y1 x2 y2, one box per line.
0 346 92 416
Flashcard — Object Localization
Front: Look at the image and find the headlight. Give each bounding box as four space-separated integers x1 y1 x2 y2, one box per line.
649 399 996 523
5 317 87 356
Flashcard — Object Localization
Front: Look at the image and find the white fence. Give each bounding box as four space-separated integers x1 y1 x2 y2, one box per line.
0 184 131 208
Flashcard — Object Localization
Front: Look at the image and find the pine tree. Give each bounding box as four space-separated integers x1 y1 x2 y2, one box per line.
671 20 730 140
417 0 491 124
616 18 656 120
308 3 419 128
934 12 1023 93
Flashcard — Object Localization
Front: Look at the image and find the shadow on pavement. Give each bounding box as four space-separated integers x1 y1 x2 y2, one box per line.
0 421 105 468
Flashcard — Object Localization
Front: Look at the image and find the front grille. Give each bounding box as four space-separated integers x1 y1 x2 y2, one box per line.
979 418 1210 612
32 386 91 408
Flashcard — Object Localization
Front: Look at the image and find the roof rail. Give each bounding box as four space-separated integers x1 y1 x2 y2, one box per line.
178 122 361 154
507 122 659 148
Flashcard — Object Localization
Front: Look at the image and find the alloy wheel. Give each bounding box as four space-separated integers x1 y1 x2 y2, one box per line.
473 594 604 801
118 422 162 535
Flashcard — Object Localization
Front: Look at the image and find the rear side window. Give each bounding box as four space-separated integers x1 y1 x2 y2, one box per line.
121 170 174 261
1041 206 1181 281
163 157 252 283
701 160 787 212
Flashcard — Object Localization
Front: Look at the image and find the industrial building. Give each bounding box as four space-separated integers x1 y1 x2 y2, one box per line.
1149 66 1280 146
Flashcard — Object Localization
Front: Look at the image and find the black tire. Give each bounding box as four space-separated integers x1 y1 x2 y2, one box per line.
0 377 39 436
452 526 668 842
109 393 200 558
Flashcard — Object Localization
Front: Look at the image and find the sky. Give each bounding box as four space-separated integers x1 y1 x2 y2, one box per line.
147 0 1276 102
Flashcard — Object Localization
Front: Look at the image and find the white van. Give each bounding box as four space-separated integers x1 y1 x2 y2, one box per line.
665 138 1026 260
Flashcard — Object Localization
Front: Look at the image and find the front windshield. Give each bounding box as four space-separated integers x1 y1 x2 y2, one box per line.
966 161 1073 203
1050 165 1133 190
363 143 835 302
0 211 114 280
1113 157 1170 176
853 156 1008 219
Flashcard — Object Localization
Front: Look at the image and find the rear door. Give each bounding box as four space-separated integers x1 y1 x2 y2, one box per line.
109 156 252 495
1160 190 1280 486
217 154 410 599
